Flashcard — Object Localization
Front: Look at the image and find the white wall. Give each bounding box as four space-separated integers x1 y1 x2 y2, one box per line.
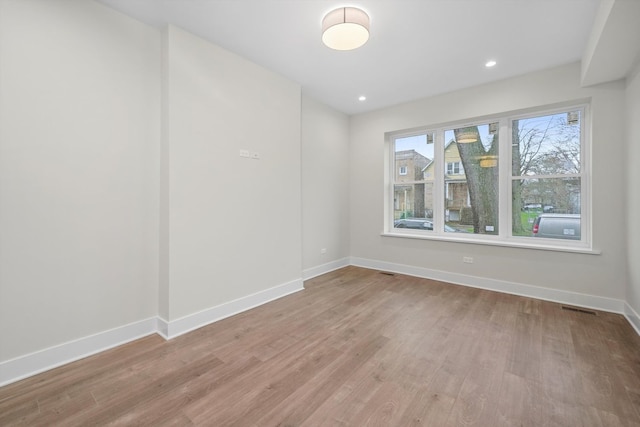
349 63 627 301
0 0 161 361
162 26 302 321
626 65 640 322
301 95 350 276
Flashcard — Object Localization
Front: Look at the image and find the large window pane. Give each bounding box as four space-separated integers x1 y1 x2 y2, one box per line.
393 134 434 230
511 110 582 241
512 111 581 177
443 123 499 235
512 178 581 239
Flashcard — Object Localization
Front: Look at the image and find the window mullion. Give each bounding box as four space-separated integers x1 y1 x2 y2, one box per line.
502 118 516 238
433 129 445 233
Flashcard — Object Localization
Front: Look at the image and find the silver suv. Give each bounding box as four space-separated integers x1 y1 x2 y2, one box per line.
532 214 581 240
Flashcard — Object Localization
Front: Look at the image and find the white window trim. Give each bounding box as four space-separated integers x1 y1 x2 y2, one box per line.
399 166 408 175
385 102 593 254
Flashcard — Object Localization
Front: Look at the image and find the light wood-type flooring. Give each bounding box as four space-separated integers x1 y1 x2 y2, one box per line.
1 266 640 426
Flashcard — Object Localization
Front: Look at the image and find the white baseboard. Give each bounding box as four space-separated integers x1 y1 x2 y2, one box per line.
1 265 635 388
0 317 157 388
161 278 304 339
156 317 170 340
624 302 640 335
0 278 304 387
303 258 350 281
349 257 627 315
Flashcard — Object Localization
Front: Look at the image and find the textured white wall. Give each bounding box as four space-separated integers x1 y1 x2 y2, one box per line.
0 0 161 361
626 65 640 315
301 95 350 272
349 63 627 300
162 26 302 320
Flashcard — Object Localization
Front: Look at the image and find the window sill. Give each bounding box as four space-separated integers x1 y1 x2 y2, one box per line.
381 231 601 255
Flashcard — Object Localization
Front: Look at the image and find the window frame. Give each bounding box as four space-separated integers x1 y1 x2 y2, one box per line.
385 102 593 253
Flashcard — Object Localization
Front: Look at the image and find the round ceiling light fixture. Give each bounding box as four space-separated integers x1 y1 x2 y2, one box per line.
322 7 370 51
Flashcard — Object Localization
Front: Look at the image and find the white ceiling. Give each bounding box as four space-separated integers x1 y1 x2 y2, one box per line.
96 0 600 115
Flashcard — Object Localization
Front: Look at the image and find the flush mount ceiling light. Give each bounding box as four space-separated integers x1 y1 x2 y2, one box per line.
322 7 370 51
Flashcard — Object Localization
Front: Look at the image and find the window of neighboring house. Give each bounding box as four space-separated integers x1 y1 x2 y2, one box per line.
399 166 408 175
446 162 463 175
387 104 590 251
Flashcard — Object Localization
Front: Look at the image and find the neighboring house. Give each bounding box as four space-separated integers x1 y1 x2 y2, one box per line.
422 140 470 222
394 150 430 218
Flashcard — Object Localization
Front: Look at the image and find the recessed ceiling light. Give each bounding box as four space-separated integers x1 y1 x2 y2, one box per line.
485 60 497 68
358 95 367 101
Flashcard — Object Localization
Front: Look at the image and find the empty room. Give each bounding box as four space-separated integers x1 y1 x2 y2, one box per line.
1 0 639 425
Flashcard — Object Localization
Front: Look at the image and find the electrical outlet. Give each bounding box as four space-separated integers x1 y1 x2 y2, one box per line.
320 248 327 254
463 257 473 264
239 149 250 158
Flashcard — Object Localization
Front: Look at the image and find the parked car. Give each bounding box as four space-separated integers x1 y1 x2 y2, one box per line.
394 218 460 232
523 203 542 211
531 214 581 240
522 203 554 212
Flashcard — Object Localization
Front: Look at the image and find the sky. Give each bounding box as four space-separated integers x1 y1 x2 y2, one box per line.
394 112 578 163
395 124 495 159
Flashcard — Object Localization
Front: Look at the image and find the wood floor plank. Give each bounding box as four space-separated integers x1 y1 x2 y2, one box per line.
506 311 543 381
0 335 166 407
1 266 639 426
352 381 407 426
494 371 544 426
252 335 389 426
105 355 263 426
301 359 387 426
60 356 225 426
397 389 456 426
0 397 39 426
200 344 344 426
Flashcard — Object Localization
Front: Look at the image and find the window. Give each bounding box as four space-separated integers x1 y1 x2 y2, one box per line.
399 166 408 175
392 133 434 223
443 122 499 236
446 162 463 175
387 104 589 249
511 111 582 241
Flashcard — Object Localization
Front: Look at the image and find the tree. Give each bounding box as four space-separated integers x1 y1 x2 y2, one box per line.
513 114 581 215
512 124 524 233
454 127 499 234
